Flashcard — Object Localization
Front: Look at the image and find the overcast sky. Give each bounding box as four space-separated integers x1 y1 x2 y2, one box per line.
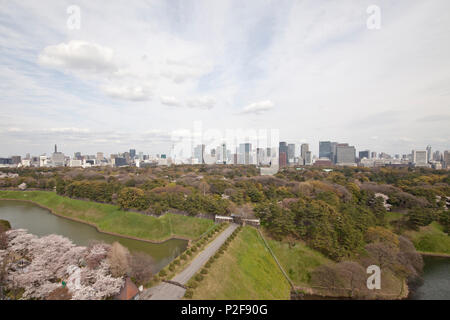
1 0 449 158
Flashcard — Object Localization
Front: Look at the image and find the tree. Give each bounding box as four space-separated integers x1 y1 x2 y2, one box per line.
108 242 130 277
129 252 153 285
117 187 149 211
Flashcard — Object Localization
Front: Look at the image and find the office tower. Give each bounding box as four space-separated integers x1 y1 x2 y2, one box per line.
371 151 377 159
239 143 251 164
129 149 136 159
96 152 104 161
266 147 271 158
301 144 309 165
222 143 227 164
287 144 295 164
194 144 205 164
319 141 337 163
426 145 432 163
74 152 81 160
412 150 428 167
279 142 288 167
336 143 356 165
113 157 127 167
11 156 21 165
433 150 441 162
305 151 312 165
359 150 370 160
279 152 287 167
443 151 450 169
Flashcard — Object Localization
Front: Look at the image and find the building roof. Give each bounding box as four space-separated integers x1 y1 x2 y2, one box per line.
115 277 139 300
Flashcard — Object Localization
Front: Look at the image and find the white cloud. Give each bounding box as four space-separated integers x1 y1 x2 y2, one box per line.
240 100 274 115
38 40 118 74
102 84 152 101
186 96 216 109
160 96 182 107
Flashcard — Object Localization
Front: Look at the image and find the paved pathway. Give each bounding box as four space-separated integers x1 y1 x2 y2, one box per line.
140 223 239 300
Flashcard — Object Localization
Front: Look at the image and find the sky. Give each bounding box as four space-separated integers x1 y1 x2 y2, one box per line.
0 0 449 158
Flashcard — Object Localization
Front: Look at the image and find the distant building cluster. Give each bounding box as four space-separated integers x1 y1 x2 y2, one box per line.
0 143 449 170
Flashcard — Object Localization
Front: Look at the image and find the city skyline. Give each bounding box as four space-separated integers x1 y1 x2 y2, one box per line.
1 1 450 157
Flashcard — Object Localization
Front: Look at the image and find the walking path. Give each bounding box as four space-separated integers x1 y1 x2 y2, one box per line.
140 223 239 300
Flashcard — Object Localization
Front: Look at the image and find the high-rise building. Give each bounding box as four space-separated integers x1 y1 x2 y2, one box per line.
96 152 104 161
222 143 227 164
74 152 81 160
412 150 428 167
336 143 356 166
301 144 309 165
239 143 252 164
371 151 377 159
443 151 450 169
319 141 337 163
279 142 288 167
11 156 21 165
433 150 441 162
304 151 312 165
129 149 136 159
279 152 287 167
194 144 205 164
359 150 370 161
51 144 65 167
256 148 265 165
426 145 432 163
287 144 295 164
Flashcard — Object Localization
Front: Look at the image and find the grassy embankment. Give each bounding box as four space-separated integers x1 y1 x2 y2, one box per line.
191 226 291 299
0 190 213 242
263 234 333 287
386 211 450 255
404 222 450 255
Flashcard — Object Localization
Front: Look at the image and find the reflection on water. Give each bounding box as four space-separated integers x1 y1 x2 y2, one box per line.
0 200 187 273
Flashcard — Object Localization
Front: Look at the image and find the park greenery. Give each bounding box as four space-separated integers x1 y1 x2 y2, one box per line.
0 191 213 242
1 165 449 299
187 226 291 300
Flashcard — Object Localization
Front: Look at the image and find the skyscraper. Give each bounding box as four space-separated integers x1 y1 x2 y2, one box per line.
130 149 136 159
444 151 450 169
319 141 337 163
301 144 309 165
412 150 428 167
426 145 432 163
304 151 312 165
358 150 370 160
194 144 205 164
287 144 295 164
279 142 288 167
336 143 356 165
239 143 251 164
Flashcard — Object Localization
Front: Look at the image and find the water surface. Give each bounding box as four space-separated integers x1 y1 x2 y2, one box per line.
409 256 450 300
0 200 187 272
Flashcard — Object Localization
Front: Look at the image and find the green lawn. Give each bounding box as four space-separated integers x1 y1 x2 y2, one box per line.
0 190 213 242
264 235 333 286
405 221 450 254
192 227 291 300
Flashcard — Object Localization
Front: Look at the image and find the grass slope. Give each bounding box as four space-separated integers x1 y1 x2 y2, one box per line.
192 227 291 300
264 235 332 286
0 190 213 242
405 222 450 254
